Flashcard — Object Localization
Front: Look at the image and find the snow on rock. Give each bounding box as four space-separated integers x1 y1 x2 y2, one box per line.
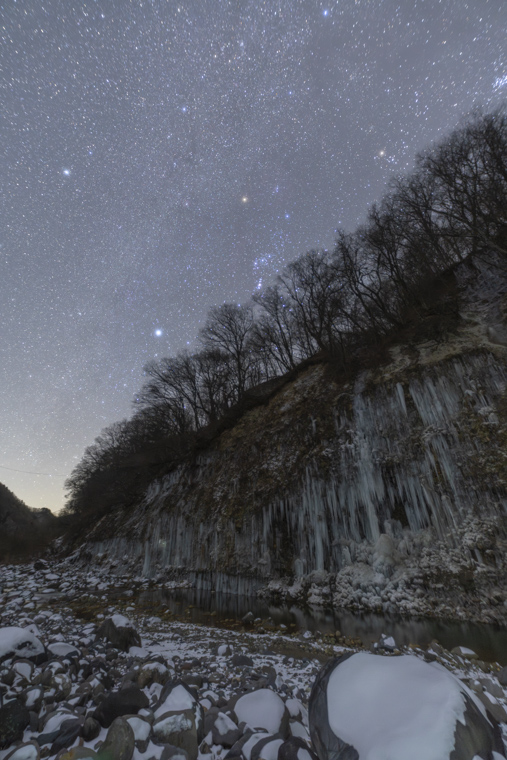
111 614 131 628
452 645 478 660
0 626 45 664
46 642 79 658
242 733 284 760
234 688 289 737
2 742 41 760
154 683 197 717
96 616 141 652
309 652 506 760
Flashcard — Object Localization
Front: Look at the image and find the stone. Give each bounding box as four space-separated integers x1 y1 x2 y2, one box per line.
81 716 101 741
211 711 242 747
23 686 44 713
278 737 318 760
249 733 284 760
93 685 149 727
0 627 46 665
497 666 507 686
478 677 504 699
182 673 203 688
0 699 31 749
451 646 478 660
224 731 255 760
216 645 234 656
125 714 152 753
376 633 396 651
231 654 254 667
96 618 141 652
96 716 135 760
288 721 309 741
232 689 290 739
476 691 507 724
4 741 41 760
47 643 80 660
56 750 98 760
160 746 190 760
154 681 204 741
50 719 83 754
137 661 170 688
152 709 198 760
308 652 506 760
11 658 35 683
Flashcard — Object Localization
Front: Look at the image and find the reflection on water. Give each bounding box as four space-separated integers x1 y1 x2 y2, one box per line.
130 587 507 665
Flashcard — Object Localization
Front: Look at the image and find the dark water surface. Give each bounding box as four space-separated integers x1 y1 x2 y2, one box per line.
130 587 507 665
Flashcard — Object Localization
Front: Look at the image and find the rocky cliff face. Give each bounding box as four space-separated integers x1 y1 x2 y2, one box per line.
77 258 507 623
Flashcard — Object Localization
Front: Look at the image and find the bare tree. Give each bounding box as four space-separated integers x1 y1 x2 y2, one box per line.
199 303 259 399
252 285 302 373
276 249 351 357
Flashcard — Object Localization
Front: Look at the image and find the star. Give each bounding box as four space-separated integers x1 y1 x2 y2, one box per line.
62 168 71 176
154 329 163 337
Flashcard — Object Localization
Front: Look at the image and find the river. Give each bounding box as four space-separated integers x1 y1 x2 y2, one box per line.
127 586 507 665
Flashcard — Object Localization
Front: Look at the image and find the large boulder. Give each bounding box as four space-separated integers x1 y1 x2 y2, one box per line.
0 627 46 665
152 709 198 760
154 681 204 742
93 685 149 727
96 717 135 760
4 741 41 760
231 689 290 738
211 711 242 748
95 616 141 652
308 652 506 760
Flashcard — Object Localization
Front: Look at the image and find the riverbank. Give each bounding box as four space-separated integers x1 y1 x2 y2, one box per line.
1 561 507 758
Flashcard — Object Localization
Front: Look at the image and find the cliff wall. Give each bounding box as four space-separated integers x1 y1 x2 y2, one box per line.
78 258 507 622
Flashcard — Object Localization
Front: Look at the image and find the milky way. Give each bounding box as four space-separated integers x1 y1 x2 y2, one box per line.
1 0 506 512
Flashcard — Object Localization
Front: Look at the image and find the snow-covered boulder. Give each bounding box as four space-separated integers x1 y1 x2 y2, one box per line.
211 711 242 747
3 741 41 760
0 626 45 664
232 689 290 738
95 614 141 652
308 652 506 760
154 681 204 742
152 709 198 760
47 642 79 659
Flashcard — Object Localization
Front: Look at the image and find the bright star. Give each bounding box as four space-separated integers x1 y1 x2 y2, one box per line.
322 9 329 17
62 168 71 176
154 329 162 337
241 196 248 203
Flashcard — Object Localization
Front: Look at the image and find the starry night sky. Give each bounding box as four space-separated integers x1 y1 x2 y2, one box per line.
1 0 507 513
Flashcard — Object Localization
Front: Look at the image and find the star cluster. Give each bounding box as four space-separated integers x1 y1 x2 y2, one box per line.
1 0 506 511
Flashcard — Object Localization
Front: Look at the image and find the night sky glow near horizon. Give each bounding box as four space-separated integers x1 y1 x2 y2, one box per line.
1 0 507 514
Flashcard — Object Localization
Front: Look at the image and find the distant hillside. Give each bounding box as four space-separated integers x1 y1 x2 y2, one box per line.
0 482 59 560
